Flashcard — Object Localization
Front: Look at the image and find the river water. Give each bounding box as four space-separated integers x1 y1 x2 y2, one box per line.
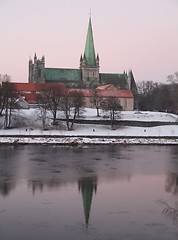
0 144 178 240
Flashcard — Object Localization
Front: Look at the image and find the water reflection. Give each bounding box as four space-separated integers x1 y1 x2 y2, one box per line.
78 177 97 227
28 176 97 228
0 145 178 239
0 180 15 197
165 173 178 195
0 146 20 197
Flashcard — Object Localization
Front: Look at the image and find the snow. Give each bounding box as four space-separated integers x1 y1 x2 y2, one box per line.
78 108 178 122
0 108 178 145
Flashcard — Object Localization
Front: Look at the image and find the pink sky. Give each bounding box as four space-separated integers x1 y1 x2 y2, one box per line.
0 0 178 83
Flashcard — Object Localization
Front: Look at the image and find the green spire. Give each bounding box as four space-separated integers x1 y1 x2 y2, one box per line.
78 177 97 227
84 17 96 67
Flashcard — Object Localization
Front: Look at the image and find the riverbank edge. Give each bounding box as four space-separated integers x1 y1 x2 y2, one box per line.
0 135 178 145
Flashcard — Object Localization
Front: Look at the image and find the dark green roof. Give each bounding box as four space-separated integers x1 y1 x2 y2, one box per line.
44 68 82 82
100 73 128 89
84 17 96 67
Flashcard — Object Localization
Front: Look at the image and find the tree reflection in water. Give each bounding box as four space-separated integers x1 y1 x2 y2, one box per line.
158 173 178 224
165 173 178 195
158 199 178 223
0 180 15 197
0 146 21 197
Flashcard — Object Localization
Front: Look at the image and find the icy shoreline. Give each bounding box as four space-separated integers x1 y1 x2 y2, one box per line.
0 109 178 145
1 136 178 145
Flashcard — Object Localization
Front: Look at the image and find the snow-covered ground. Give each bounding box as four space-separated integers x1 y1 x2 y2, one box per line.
0 108 178 145
84 108 178 122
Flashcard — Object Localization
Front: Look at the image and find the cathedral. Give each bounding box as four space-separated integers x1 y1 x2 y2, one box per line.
28 17 136 93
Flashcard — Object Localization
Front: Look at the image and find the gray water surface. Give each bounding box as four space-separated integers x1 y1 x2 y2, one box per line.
0 145 178 240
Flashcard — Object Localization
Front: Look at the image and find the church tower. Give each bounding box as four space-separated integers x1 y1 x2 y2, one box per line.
28 53 45 83
80 17 100 87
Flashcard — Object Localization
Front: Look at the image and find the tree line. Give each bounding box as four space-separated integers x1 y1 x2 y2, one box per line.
38 86 122 130
137 72 178 113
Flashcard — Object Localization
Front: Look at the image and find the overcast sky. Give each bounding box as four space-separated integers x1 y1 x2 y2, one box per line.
0 0 178 83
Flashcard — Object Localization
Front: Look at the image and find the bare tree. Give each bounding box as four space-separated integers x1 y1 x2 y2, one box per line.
167 72 178 84
0 74 11 83
73 91 85 118
137 80 159 95
37 92 49 130
0 75 11 115
40 85 63 125
135 72 178 113
0 85 4 115
101 97 122 130
137 80 159 111
90 88 102 117
61 89 84 131
167 72 178 113
2 81 18 129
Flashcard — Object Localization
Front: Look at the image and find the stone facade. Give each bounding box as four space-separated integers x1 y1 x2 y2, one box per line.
80 54 100 87
29 54 45 83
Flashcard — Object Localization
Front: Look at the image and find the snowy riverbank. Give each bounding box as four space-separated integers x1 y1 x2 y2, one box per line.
1 135 178 145
0 108 178 145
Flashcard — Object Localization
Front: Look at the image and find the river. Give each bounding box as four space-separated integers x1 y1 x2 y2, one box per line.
0 144 178 240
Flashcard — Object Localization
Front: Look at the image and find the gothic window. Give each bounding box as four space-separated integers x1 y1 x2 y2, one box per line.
89 71 95 77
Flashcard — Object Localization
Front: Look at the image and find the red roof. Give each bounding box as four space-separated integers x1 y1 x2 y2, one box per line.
9 82 66 92
8 83 133 104
98 89 133 98
8 83 66 104
68 88 92 97
69 87 133 98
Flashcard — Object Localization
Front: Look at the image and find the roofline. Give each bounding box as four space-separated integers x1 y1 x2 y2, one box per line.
45 67 80 71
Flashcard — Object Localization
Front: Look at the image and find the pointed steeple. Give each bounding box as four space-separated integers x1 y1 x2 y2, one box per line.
78 177 97 227
84 17 96 67
128 69 135 90
96 53 99 67
96 53 99 61
34 52 37 61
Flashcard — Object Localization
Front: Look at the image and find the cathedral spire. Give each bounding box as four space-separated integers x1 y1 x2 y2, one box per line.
78 177 97 228
84 16 96 67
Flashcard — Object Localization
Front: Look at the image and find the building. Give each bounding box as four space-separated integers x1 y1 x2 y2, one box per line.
28 17 137 95
9 82 134 110
7 16 136 110
67 84 134 110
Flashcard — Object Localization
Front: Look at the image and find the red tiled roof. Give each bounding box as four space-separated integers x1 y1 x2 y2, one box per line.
8 83 133 104
98 89 133 98
69 88 133 98
9 82 66 92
